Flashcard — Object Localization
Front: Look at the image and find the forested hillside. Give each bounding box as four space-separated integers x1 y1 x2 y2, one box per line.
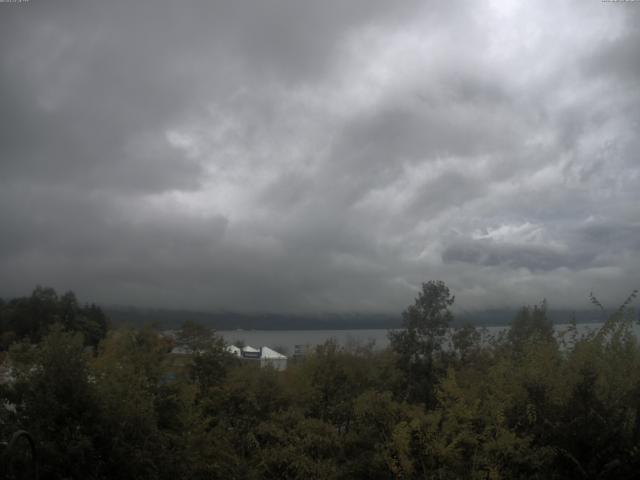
1 282 639 479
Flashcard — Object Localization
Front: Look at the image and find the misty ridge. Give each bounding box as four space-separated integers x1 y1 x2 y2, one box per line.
2 0 640 479
103 305 613 331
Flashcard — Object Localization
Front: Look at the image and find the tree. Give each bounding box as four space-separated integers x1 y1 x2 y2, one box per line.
177 320 213 353
451 323 482 362
507 300 554 351
0 287 108 349
389 280 455 407
189 334 238 397
7 325 101 479
91 326 172 479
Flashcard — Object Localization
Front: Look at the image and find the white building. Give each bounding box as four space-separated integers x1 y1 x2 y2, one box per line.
170 345 194 355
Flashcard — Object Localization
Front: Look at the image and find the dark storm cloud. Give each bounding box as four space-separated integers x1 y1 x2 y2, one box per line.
442 239 594 272
1 0 639 313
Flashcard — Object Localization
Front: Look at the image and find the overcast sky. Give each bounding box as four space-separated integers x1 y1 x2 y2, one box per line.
1 0 639 314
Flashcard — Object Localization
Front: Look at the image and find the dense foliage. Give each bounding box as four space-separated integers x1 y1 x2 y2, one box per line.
0 287 108 349
0 283 639 479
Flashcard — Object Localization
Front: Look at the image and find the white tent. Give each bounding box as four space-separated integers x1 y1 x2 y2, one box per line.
260 346 288 371
241 345 261 359
226 345 242 357
222 344 288 370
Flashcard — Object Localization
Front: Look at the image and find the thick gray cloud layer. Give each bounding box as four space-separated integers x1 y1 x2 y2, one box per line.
1 0 639 313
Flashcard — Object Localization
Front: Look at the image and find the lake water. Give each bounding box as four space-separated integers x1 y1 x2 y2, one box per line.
218 322 614 356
